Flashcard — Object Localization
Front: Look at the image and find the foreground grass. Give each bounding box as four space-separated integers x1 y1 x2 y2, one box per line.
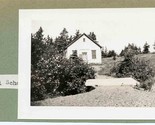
32 86 155 107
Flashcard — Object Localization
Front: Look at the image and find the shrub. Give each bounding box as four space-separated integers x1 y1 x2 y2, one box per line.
134 77 155 91
31 28 96 101
31 54 95 101
140 77 155 91
111 55 155 90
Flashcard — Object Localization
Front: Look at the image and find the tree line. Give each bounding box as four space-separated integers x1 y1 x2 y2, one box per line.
32 27 155 61
102 42 155 59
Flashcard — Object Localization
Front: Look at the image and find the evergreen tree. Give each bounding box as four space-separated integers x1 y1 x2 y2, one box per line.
59 28 69 41
34 27 44 41
31 27 46 68
73 30 81 40
107 50 117 58
101 47 108 58
120 49 125 57
45 35 53 46
68 35 73 44
55 28 69 53
143 42 150 54
119 43 141 56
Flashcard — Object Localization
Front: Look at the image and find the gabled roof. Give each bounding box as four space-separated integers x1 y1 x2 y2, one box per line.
66 33 102 49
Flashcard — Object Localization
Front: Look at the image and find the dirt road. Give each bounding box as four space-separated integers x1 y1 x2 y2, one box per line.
34 86 155 107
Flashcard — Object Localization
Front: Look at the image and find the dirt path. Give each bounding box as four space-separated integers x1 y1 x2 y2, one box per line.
34 86 155 107
91 65 113 79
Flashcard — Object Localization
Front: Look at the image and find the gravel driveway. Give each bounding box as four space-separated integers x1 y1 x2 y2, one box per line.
34 86 155 107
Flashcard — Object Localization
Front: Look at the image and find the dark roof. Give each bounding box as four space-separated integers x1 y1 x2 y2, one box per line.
66 33 102 49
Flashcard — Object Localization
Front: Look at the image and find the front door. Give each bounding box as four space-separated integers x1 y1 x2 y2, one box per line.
82 52 88 62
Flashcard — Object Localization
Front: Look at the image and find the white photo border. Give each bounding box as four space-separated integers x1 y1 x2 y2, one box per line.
18 8 155 119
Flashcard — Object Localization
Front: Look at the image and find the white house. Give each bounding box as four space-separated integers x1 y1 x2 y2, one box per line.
65 33 102 64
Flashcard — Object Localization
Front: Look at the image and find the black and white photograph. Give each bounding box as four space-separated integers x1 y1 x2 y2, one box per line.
30 9 155 107
18 8 155 119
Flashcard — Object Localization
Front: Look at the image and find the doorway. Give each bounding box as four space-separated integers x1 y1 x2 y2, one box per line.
82 52 88 62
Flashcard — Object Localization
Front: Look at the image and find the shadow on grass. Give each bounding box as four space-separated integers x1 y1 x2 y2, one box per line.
63 86 95 96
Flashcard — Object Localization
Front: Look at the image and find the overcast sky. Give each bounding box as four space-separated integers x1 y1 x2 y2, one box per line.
31 9 155 54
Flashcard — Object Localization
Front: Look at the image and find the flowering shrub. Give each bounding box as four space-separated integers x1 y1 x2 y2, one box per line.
31 55 95 101
31 27 96 101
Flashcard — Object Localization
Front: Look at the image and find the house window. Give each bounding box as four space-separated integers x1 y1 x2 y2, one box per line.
92 50 96 59
83 38 85 42
72 50 77 56
79 54 82 59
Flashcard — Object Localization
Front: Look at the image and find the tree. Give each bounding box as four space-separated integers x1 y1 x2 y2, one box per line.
107 50 117 60
101 47 117 59
34 27 44 41
68 35 73 43
120 49 125 57
143 42 150 54
88 32 97 41
119 43 141 57
45 35 53 46
31 27 46 68
107 50 116 57
59 28 69 41
73 30 81 40
101 47 108 58
55 28 69 53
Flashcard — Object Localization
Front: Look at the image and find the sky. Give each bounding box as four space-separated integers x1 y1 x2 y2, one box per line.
31 9 155 54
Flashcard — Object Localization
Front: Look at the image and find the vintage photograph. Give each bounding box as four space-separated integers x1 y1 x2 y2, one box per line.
30 9 155 107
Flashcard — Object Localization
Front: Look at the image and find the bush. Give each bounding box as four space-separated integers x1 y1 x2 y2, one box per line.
111 55 155 90
31 55 96 101
31 28 96 101
140 77 155 91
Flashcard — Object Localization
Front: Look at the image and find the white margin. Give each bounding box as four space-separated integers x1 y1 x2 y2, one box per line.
18 8 155 120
